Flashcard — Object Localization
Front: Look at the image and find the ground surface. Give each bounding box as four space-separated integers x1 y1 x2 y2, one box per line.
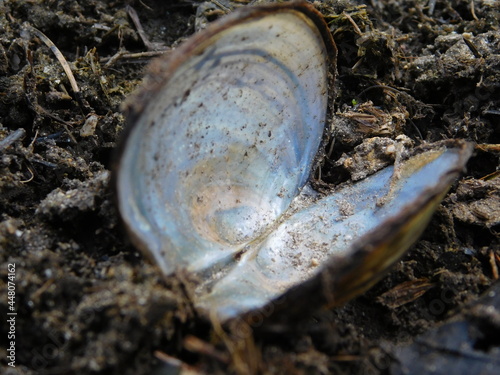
0 0 499 374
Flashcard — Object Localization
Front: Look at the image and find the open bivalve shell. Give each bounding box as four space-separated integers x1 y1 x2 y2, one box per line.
115 2 473 321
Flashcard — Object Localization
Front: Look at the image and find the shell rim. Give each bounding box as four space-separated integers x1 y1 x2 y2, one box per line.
233 139 474 326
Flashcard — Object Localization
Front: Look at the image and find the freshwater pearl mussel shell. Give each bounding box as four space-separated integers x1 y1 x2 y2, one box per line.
115 2 473 321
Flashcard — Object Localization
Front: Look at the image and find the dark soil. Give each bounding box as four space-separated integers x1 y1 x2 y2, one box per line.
1 0 499 374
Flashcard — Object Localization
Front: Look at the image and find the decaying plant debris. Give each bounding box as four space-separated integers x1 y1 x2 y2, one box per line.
0 0 499 374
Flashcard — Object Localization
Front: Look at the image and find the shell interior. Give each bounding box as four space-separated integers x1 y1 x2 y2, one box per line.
116 4 472 321
118 6 331 276
196 145 471 319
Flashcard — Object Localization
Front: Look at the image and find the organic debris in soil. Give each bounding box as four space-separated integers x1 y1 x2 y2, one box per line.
0 0 499 374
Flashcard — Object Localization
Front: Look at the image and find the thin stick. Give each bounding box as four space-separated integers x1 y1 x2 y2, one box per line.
342 11 362 35
470 0 479 21
212 0 231 12
102 50 168 67
184 335 230 364
126 5 155 51
26 24 80 94
428 0 437 15
463 34 482 58
20 165 35 184
35 106 78 144
139 0 153 11
0 128 26 151
28 129 39 149
490 250 499 280
126 5 168 52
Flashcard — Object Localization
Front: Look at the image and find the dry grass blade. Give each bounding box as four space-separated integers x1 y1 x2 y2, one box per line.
377 278 436 308
490 251 499 280
184 335 230 364
25 24 80 95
